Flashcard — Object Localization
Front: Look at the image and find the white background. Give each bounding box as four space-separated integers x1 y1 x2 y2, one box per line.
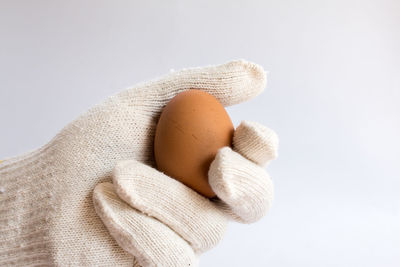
1 1 399 266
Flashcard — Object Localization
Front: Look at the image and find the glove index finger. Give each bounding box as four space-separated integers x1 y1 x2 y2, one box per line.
118 60 267 110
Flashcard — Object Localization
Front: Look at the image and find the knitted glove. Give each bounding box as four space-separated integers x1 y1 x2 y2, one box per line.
0 60 278 267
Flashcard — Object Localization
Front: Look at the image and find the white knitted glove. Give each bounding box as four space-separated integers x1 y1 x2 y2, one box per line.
0 60 278 267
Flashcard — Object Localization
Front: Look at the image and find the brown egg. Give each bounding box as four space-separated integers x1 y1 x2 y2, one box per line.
154 89 234 198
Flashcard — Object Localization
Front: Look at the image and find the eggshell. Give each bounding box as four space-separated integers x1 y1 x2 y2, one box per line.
154 89 234 198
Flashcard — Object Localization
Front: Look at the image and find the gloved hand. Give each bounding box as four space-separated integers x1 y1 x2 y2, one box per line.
0 60 278 267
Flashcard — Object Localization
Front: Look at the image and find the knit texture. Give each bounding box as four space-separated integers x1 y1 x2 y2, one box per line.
111 160 228 254
233 121 279 166
0 60 278 266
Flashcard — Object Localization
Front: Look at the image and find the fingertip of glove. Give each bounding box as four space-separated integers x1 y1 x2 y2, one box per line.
222 59 267 104
233 120 279 166
226 59 267 86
